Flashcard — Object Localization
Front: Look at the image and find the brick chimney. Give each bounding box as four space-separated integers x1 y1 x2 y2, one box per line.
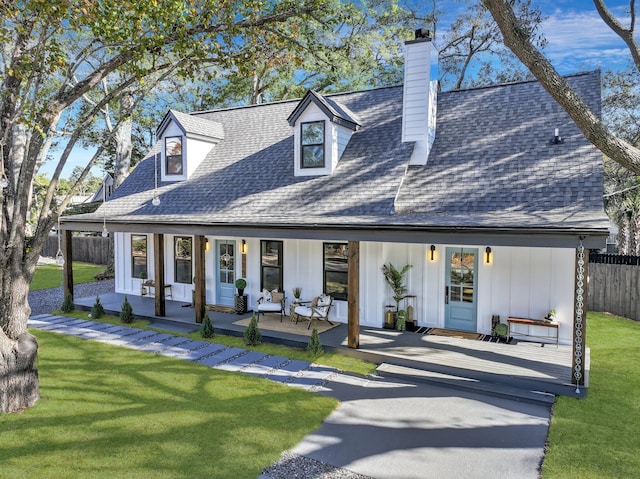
402 28 438 166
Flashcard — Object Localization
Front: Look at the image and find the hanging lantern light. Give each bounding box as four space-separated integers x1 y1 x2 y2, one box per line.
55 218 64 265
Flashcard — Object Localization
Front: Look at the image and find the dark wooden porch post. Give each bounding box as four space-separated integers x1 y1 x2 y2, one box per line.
572 244 589 390
193 235 206 323
347 240 360 349
62 230 74 300
153 234 166 317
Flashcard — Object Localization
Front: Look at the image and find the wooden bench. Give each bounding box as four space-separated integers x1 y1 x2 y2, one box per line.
142 280 172 299
507 317 559 347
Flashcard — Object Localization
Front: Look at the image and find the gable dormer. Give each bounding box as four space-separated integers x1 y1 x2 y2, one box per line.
156 110 224 182
287 91 360 177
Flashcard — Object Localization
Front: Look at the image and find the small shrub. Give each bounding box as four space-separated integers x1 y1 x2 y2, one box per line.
306 327 323 356
200 313 215 338
120 296 134 324
91 295 105 319
243 314 261 346
60 293 74 313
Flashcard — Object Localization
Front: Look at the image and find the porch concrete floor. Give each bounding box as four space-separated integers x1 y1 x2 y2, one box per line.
75 292 588 398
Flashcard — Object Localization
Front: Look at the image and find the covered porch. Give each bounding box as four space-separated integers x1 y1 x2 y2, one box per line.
75 292 587 398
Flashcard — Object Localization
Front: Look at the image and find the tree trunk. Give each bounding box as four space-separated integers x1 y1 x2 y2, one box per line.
113 91 134 188
0 333 39 413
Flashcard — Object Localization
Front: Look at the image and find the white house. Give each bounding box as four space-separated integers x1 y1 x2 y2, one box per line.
61 30 608 387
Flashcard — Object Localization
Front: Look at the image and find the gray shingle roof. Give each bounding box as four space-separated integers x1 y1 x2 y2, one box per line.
157 109 225 140
69 71 608 233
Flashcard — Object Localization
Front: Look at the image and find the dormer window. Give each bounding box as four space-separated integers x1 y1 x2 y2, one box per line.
165 136 183 175
301 121 325 168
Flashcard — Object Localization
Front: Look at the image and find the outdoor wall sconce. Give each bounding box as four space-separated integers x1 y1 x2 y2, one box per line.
241 239 248 255
429 244 436 261
485 246 492 264
204 238 210 252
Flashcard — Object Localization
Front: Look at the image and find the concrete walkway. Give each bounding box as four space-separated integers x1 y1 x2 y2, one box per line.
29 313 551 479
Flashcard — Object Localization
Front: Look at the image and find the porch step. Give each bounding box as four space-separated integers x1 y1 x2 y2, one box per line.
376 363 555 406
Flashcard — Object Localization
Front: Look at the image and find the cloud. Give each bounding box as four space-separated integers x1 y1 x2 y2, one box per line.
541 6 633 72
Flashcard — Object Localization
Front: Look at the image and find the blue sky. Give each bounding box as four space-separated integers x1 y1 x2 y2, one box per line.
40 0 635 179
536 0 633 73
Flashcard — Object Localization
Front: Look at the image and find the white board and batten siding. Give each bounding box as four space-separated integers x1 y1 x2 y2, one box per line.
116 233 576 344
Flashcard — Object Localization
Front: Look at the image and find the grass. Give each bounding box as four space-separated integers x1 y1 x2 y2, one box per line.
542 312 640 478
31 262 106 291
54 310 377 377
0 330 338 479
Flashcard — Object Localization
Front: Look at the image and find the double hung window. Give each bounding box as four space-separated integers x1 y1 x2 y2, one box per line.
301 121 325 168
323 243 348 301
165 136 183 175
174 236 192 284
131 235 147 279
260 240 283 291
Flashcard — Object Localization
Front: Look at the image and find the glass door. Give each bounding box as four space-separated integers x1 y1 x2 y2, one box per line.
216 240 236 306
444 247 478 332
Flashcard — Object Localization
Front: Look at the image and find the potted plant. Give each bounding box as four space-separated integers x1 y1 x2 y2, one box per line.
545 309 557 321
292 287 302 303
235 278 247 296
381 262 412 328
139 271 148 295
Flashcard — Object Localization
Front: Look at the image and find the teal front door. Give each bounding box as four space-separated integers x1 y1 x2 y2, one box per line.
216 240 236 307
444 247 478 332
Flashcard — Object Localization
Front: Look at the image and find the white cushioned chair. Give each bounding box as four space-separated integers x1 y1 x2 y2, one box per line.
256 290 286 322
293 294 333 329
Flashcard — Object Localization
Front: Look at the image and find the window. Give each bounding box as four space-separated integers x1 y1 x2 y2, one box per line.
324 243 348 301
131 235 147 279
301 121 325 168
261 240 283 291
174 236 192 284
165 136 183 175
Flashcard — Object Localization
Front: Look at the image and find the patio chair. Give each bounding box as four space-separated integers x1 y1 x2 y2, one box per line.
293 294 334 329
256 290 286 322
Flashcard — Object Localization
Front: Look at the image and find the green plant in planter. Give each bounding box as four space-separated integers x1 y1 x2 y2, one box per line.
235 278 247 296
292 287 302 302
396 310 407 331
381 262 412 313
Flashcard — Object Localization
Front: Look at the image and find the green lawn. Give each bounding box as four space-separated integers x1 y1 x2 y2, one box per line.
0 330 338 479
31 262 106 291
54 310 377 377
542 312 640 478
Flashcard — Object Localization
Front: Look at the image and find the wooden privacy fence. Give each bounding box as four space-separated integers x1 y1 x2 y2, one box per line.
42 235 114 265
588 253 640 321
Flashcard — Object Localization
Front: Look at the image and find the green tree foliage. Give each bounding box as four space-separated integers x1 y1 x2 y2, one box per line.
243 314 262 346
0 0 334 413
602 66 640 253
119 296 134 324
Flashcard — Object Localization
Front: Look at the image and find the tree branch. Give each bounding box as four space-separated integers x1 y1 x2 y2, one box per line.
593 0 640 70
483 0 640 174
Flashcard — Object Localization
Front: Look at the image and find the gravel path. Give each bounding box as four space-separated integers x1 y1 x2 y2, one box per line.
29 279 115 316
